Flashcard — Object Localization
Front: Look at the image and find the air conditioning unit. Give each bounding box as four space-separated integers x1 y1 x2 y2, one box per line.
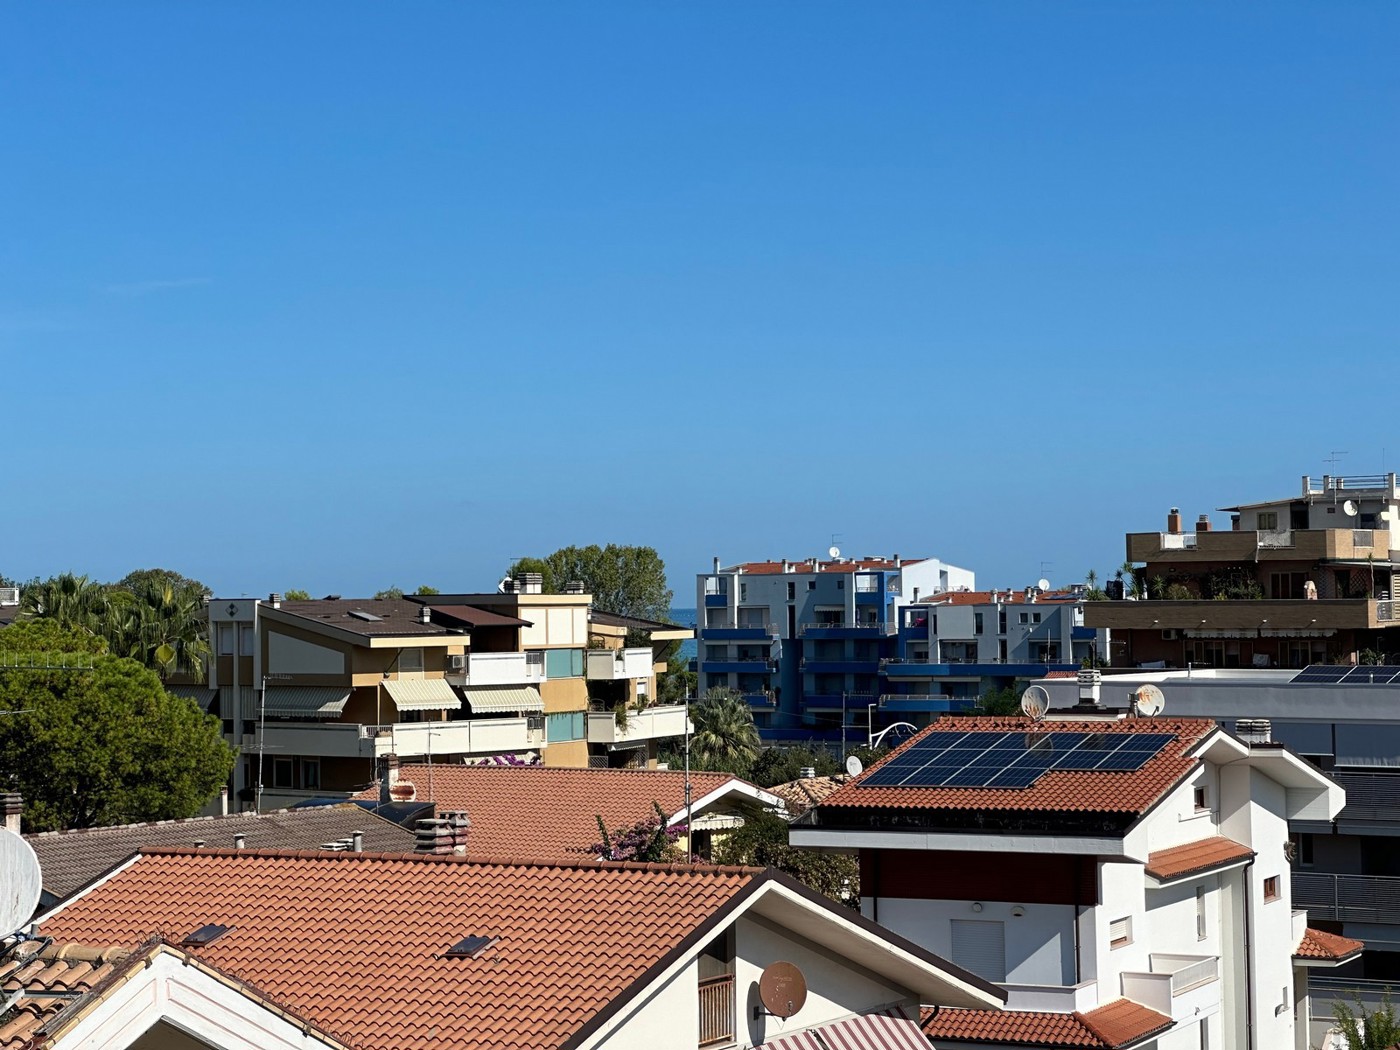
448 654 467 671
1161 629 1179 641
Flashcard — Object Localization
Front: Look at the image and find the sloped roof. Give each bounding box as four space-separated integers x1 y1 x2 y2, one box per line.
1145 837 1254 882
38 849 761 1050
767 776 849 819
818 717 1215 817
275 599 450 637
27 805 414 900
921 998 1173 1048
1296 927 1365 962
351 765 761 860
0 941 134 1049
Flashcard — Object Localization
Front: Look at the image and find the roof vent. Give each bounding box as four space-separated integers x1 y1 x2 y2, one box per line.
564 581 585 594
268 592 281 608
180 924 233 947
233 834 246 850
799 766 816 779
517 573 544 594
443 934 499 959
420 604 432 624
1236 719 1272 744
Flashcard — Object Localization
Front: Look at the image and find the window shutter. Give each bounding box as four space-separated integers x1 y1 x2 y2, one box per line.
951 920 1006 982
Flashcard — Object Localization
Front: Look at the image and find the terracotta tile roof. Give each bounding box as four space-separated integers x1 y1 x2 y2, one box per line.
767 776 849 818
27 804 414 901
726 558 923 575
0 940 135 1049
39 849 761 1050
1145 837 1254 882
921 999 1172 1048
1296 927 1365 961
819 716 1215 816
352 765 753 860
1044 670 1080 679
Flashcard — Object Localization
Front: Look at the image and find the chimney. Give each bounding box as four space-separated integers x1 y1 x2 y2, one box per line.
1167 507 1182 534
894 554 901 567
219 786 229 816
517 573 543 594
352 830 364 853
268 592 281 608
378 752 401 805
781 559 789 573
564 581 585 594
799 766 816 779
1 793 21 835
419 604 432 624
233 833 246 849
416 811 470 855
1197 514 1212 533
1235 718 1272 745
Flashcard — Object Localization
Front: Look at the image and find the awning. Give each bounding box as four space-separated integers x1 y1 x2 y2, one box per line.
462 685 544 714
167 686 217 711
261 687 351 718
383 678 462 712
757 1008 928 1050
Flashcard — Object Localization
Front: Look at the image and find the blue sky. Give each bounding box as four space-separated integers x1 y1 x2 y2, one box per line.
3 3 1397 600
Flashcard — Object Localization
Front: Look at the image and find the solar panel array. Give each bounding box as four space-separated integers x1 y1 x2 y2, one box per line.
861 731 1177 790
1290 664 1400 685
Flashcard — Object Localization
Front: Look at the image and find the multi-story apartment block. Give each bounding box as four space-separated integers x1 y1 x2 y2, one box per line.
695 555 974 738
793 704 1347 1050
1090 473 1400 669
207 577 690 809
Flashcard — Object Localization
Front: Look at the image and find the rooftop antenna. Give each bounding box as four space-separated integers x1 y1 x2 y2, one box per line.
1039 561 1054 583
1326 451 1350 497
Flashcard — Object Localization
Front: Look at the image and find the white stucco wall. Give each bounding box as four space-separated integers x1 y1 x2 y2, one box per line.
873 897 1076 985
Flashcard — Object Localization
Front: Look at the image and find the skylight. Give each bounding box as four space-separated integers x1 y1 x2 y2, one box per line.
443 934 499 959
181 924 233 946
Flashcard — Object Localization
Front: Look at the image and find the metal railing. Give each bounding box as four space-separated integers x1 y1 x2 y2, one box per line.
798 620 893 634
698 974 735 1047
1293 871 1400 923
1257 530 1294 548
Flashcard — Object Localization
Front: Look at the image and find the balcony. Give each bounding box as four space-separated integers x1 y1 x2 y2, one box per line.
1120 954 1219 1020
587 703 691 746
698 974 735 1047
364 717 537 758
800 658 880 674
1293 872 1400 924
445 651 545 687
877 694 968 714
799 621 895 638
1329 772 1400 828
880 660 1074 678
586 647 653 681
700 623 778 641
702 658 775 674
1083 598 1391 633
1002 980 1099 1013
742 692 777 709
1127 527 1395 565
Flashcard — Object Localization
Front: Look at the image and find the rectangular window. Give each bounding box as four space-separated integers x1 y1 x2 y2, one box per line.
836 579 844 589
739 582 747 602
1032 612 1042 624
399 648 424 672
273 758 294 789
975 613 984 635
302 759 321 790
239 624 255 656
1194 786 1208 811
1196 886 1207 940
219 624 236 655
1258 511 1279 530
1292 833 1314 866
787 582 795 600
546 711 585 742
807 580 816 591
1109 916 1132 948
1264 876 1280 902
950 920 1007 983
1019 612 1029 625
544 648 584 678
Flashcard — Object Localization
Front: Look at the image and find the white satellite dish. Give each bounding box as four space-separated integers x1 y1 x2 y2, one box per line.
1133 683 1166 718
0 828 41 936
828 545 841 560
1036 578 1051 592
1343 500 1359 517
1020 685 1050 721
845 755 864 776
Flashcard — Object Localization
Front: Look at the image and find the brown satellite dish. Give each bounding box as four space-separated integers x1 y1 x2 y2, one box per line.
758 961 808 1019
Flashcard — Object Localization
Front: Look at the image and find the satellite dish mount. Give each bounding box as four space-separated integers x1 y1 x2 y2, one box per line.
845 754 864 777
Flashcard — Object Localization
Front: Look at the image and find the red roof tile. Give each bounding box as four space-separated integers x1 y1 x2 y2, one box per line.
1145 837 1254 881
1296 927 1365 961
40 849 760 1050
0 941 135 1049
767 776 849 818
352 765 753 860
921 999 1172 1048
821 717 1215 816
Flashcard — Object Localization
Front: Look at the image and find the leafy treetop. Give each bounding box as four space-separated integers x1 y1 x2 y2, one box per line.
508 545 673 622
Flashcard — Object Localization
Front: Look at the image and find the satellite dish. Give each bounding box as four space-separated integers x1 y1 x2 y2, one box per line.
1133 684 1166 718
1343 500 1359 517
845 755 864 776
1036 578 1051 592
759 961 808 1019
1020 686 1050 721
828 545 841 560
0 828 42 936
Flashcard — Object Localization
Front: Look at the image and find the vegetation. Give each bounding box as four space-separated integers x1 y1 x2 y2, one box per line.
657 652 696 703
506 545 674 622
713 810 858 904
973 684 1025 716
1333 991 1400 1050
591 802 685 861
0 622 236 831
747 745 843 788
687 688 762 775
284 588 312 600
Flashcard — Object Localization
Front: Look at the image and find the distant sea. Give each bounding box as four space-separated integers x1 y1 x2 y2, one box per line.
670 607 697 661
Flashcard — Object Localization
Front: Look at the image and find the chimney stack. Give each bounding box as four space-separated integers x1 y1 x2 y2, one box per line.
415 810 470 855
378 752 401 805
1 793 21 835
419 604 432 624
713 556 720 573
564 581 585 594
233 833 246 850
1197 514 1212 533
219 786 229 816
1231 513 1242 531
1167 507 1182 534
268 593 281 609
352 830 364 853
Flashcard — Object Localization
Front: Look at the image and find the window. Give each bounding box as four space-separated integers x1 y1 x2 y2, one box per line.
787 582 795 600
546 711 585 742
1194 786 1208 811
544 648 584 678
218 624 236 655
950 920 1006 982
1200 1018 1210 1050
975 613 984 635
998 608 1007 634
1018 612 1029 625
242 720 256 737
1258 511 1279 530
302 759 321 790
221 719 234 736
837 579 844 590
399 648 424 673
239 624 255 656
273 758 293 789
1196 886 1207 940
807 580 816 591
1109 916 1132 948
1291 833 1315 867
739 582 747 602
1264 876 1280 902
1032 612 1042 624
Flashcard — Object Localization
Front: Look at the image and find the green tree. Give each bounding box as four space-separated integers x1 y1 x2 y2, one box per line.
747 746 843 789
1083 569 1106 601
105 578 212 682
284 589 312 601
508 545 673 621
114 568 211 598
657 653 696 703
688 688 762 776
19 573 109 634
713 810 858 904
974 684 1024 716
374 587 405 600
0 622 235 830
414 585 440 595
1333 991 1400 1050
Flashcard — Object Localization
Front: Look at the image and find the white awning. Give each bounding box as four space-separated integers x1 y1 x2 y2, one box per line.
261 687 351 718
383 678 462 712
462 685 544 714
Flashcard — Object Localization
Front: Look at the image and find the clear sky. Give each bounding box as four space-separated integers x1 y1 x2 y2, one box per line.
3 3 1397 601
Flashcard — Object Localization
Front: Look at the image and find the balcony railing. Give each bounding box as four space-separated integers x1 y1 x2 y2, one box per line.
1293 871 1400 923
586 704 691 745
585 647 653 681
1329 772 1400 824
445 651 545 687
798 621 895 635
1153 954 1219 995
698 974 735 1047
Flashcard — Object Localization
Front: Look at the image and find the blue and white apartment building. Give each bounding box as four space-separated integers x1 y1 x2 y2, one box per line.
694 555 1097 740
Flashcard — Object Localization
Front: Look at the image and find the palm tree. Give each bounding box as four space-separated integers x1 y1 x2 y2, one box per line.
120 579 211 682
1120 561 1144 599
19 573 108 635
689 688 761 775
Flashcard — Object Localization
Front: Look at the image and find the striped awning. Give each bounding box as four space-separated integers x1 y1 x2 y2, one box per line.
462 685 544 714
167 686 218 711
757 1008 927 1050
261 687 351 718
383 678 462 712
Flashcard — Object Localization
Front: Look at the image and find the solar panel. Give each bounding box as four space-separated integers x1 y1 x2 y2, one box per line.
1290 664 1350 684
1341 666 1400 685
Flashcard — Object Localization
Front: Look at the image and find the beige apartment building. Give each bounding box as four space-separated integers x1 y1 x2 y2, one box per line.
1090 473 1400 668
206 579 691 809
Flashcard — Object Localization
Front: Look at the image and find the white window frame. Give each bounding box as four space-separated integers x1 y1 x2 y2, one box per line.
1109 916 1132 949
